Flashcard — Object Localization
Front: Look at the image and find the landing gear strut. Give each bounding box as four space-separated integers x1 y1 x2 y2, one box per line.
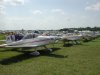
30 50 40 55
44 46 52 52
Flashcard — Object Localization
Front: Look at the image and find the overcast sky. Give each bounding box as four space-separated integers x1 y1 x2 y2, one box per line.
0 0 100 30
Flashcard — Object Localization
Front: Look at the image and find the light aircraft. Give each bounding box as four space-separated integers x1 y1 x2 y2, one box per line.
61 33 82 45
0 33 59 55
80 31 98 42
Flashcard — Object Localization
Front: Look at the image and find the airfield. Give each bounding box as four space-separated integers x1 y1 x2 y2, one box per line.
0 33 100 75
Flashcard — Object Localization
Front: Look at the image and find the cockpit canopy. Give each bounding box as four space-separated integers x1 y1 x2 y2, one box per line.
22 33 39 39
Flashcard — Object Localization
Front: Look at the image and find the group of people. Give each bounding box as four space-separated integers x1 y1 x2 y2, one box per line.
5 32 24 42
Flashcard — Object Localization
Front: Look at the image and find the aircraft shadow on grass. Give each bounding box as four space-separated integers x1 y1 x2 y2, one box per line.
63 42 82 47
63 43 73 47
0 48 68 65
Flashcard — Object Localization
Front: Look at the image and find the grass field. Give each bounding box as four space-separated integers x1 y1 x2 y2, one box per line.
0 34 100 75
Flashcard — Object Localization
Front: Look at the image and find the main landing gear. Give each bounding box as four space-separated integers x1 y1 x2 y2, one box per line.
30 46 52 56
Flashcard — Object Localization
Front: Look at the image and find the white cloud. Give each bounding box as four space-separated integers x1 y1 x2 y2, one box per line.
0 0 3 5
32 10 43 15
0 0 26 16
8 0 25 6
0 9 6 15
51 9 65 15
1 0 25 6
0 0 27 30
0 0 25 5
85 2 100 12
0 4 5 15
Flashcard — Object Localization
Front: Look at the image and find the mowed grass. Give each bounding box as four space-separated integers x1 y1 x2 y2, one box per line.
0 34 100 75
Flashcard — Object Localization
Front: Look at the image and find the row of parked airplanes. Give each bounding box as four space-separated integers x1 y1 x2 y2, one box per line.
0 31 100 55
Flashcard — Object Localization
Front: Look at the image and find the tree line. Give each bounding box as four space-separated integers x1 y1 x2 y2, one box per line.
59 27 100 31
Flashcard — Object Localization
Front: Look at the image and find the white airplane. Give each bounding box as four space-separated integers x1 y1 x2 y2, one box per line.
61 33 82 45
0 33 59 55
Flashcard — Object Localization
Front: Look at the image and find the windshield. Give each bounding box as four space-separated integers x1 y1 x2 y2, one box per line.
22 33 38 39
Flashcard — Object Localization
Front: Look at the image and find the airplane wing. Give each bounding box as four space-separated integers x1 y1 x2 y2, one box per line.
0 44 38 48
6 45 38 48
